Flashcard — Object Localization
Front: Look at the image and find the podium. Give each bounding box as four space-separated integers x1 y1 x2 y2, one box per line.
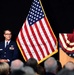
59 48 74 67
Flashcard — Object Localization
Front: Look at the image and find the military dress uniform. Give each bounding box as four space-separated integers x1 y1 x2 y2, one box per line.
0 40 19 65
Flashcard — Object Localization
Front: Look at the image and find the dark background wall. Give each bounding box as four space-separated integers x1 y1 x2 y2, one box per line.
0 0 74 64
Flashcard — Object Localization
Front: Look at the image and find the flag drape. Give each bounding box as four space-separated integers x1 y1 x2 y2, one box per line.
59 32 74 57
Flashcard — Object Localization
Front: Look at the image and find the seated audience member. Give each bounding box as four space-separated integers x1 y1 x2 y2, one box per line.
22 66 36 75
44 57 58 75
56 60 62 73
37 65 45 75
63 61 74 70
10 59 24 72
11 69 25 75
57 68 74 75
26 58 38 73
11 66 36 75
0 62 10 75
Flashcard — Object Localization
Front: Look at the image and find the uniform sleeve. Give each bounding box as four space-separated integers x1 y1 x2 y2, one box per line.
12 42 19 60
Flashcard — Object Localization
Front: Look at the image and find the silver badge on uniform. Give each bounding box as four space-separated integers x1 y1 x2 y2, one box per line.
9 45 14 50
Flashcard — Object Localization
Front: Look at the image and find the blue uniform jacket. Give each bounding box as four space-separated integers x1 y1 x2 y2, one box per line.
0 41 19 65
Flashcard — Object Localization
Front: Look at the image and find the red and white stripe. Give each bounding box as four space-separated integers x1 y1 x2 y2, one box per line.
59 33 74 52
17 17 57 62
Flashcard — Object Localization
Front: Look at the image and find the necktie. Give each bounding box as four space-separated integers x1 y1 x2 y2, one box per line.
6 42 8 47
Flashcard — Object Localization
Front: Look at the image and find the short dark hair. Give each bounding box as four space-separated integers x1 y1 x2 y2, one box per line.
4 29 12 34
26 58 38 72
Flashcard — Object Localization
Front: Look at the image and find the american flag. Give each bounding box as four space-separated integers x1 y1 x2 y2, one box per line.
16 0 58 63
59 33 74 57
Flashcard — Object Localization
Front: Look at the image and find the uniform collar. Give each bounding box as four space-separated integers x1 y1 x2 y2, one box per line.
5 40 11 44
5 40 11 47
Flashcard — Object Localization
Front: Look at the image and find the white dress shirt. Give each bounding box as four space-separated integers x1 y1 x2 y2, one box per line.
5 40 10 48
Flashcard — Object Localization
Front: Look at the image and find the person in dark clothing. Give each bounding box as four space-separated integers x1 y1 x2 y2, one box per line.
44 57 58 75
0 30 19 65
57 68 74 75
26 58 38 73
56 60 62 73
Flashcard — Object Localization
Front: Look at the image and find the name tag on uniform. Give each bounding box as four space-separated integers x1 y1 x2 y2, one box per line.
0 49 3 51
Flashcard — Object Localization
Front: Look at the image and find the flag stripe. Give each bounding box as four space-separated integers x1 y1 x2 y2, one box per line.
32 23 48 57
22 23 35 59
44 18 56 45
64 34 74 46
22 23 40 61
30 25 44 58
35 21 48 56
42 18 56 50
37 20 53 54
17 37 28 60
20 29 33 59
25 21 40 61
40 19 54 53
39 20 50 54
20 28 33 58
26 20 43 60
59 34 68 52
18 31 31 60
22 23 39 61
